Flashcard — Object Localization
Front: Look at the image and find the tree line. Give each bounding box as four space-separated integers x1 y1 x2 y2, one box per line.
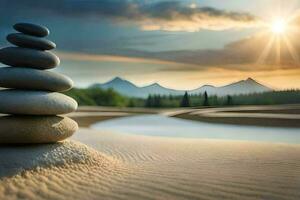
64 88 300 108
144 91 234 108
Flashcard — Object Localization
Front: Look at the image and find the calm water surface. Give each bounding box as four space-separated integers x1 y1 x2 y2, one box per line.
91 115 300 144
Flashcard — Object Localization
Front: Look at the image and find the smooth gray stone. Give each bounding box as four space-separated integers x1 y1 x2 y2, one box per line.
0 115 78 144
0 67 73 92
7 33 56 50
0 90 77 115
14 23 49 37
0 47 60 69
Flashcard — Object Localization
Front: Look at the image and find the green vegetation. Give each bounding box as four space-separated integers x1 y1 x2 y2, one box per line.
64 88 300 108
226 95 233 106
64 88 129 107
203 91 209 106
180 92 190 107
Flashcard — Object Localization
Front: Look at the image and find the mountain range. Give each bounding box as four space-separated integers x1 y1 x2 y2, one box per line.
91 77 272 98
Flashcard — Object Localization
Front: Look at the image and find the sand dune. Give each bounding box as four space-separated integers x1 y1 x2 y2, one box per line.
1 128 300 200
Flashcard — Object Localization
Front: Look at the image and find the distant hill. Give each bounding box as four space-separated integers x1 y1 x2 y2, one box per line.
190 78 272 96
91 77 272 98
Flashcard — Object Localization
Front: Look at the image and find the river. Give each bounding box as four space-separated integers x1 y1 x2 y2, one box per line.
91 114 300 144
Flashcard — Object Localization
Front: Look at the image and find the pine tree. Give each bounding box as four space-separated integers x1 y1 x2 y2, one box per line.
203 91 209 106
226 95 233 105
145 95 153 107
180 91 190 107
153 95 162 107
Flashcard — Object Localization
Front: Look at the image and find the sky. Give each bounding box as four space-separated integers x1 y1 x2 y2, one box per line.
1 0 300 89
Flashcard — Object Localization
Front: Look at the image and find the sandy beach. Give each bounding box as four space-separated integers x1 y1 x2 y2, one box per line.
1 126 300 199
1 105 300 199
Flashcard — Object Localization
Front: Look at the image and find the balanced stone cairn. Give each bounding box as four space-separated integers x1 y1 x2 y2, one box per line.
0 23 78 144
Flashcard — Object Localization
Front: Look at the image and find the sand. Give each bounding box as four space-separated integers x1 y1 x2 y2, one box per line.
174 105 300 127
1 127 300 200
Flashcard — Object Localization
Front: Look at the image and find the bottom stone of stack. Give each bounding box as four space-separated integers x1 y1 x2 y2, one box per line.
0 115 78 144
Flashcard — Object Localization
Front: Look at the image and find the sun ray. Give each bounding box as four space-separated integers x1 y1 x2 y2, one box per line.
283 35 300 64
285 8 300 23
256 35 275 65
275 35 281 66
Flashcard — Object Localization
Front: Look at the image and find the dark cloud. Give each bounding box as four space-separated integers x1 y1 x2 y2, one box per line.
0 0 261 31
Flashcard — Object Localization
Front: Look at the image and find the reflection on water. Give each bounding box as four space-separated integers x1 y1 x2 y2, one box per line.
91 115 300 144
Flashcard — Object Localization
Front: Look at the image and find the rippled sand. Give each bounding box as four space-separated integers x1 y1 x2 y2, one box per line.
1 128 300 200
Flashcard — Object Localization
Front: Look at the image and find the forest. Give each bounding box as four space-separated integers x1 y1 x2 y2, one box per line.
64 88 300 108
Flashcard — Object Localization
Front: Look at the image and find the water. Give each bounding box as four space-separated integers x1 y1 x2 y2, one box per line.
91 114 300 144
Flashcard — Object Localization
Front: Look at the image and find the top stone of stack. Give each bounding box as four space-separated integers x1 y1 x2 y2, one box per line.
14 23 50 37
7 23 55 51
0 23 60 69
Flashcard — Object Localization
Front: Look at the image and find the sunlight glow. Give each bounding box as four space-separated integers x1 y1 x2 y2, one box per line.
257 11 300 68
271 19 287 34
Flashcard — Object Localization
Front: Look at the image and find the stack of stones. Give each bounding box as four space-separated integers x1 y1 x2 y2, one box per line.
0 23 78 144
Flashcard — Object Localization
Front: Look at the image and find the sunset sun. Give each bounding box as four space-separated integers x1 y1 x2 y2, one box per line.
271 19 287 34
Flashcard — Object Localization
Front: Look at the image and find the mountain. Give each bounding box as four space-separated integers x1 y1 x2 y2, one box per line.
91 77 272 98
141 83 183 96
96 77 140 95
91 77 183 98
190 78 272 96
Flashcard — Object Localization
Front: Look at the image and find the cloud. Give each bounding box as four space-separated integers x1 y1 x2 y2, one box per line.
151 34 300 71
57 51 185 66
138 2 261 31
4 0 299 72
0 0 261 32
62 30 300 72
54 23 300 73
157 11 300 70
